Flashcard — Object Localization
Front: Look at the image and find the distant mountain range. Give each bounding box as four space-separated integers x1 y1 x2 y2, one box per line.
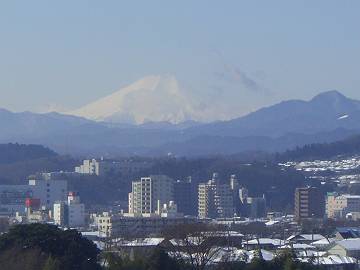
185 90 360 137
1 90 360 157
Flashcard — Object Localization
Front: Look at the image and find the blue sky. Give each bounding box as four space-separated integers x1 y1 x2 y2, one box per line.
0 1 359 116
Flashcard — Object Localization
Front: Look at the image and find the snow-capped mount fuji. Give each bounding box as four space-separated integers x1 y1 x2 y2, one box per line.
70 75 207 124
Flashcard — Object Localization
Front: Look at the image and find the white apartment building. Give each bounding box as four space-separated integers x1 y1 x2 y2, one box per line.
95 211 194 238
128 175 174 214
53 201 66 226
198 181 217 219
326 193 360 219
75 159 99 175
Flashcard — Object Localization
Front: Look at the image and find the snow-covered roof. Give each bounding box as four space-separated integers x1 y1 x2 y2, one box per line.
265 220 280 226
287 234 325 242
248 250 274 261
123 238 165 247
299 255 356 265
81 231 101 237
335 238 360 251
170 237 206 247
207 231 244 237
297 250 326 258
246 238 284 246
311 238 335 247
279 243 316 250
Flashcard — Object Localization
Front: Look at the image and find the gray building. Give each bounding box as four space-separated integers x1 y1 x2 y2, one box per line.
129 175 174 214
198 173 235 219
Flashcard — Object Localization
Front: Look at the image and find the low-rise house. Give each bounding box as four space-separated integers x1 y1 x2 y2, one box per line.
299 255 357 270
311 238 335 250
327 238 360 260
287 234 325 244
117 238 168 255
243 238 284 250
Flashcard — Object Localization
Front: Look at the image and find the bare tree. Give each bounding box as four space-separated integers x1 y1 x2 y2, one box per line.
163 223 225 270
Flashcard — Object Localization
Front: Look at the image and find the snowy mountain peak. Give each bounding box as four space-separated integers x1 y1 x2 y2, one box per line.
69 75 205 124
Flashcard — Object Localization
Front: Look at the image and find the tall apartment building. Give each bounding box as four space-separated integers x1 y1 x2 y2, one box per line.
198 173 235 219
326 193 360 219
174 177 197 216
294 187 325 221
128 175 174 214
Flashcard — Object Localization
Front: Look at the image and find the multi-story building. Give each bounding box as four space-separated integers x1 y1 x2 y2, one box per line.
29 178 68 210
95 212 197 238
0 185 33 215
326 193 360 219
53 192 85 228
67 192 86 227
294 187 325 221
75 159 153 176
198 173 235 219
0 177 68 215
128 175 174 214
174 177 197 216
53 201 67 226
247 196 267 219
75 159 98 175
198 181 217 219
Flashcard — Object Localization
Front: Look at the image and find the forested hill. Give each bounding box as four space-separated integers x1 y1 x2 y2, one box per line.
278 134 360 161
0 143 57 164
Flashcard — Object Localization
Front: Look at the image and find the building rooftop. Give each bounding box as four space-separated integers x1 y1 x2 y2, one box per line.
335 238 360 251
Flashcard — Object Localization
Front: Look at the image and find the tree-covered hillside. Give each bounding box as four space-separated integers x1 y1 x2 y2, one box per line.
0 143 57 164
278 134 360 161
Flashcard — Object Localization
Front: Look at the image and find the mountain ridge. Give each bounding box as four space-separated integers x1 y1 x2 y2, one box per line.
1 90 360 157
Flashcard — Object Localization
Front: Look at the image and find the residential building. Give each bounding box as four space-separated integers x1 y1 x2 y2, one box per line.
198 180 217 219
328 238 360 260
326 193 360 219
128 175 174 214
53 192 85 228
198 173 235 219
75 159 153 176
95 212 198 238
53 201 67 226
67 192 85 227
75 159 98 175
174 177 197 216
294 187 325 221
287 234 326 244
